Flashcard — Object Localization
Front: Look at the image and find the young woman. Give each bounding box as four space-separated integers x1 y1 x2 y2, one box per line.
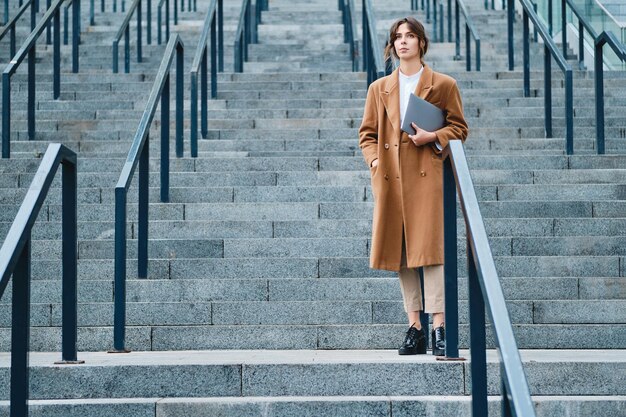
359 17 468 356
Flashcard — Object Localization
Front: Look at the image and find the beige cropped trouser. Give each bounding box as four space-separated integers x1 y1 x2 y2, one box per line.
398 238 445 314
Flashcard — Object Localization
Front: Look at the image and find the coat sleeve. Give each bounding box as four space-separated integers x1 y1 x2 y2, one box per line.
359 84 379 167
432 80 468 153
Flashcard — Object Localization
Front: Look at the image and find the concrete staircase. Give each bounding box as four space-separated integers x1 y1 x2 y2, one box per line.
0 0 625 415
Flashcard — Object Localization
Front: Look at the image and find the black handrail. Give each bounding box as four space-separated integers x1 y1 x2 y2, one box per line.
2 0 76 158
112 0 142 73
595 31 626 155
157 0 170 45
561 0 598 70
234 0 261 72
190 0 222 157
112 35 184 353
362 0 386 86
442 140 536 417
508 0 574 154
0 143 81 417
0 0 34 59
339 0 359 71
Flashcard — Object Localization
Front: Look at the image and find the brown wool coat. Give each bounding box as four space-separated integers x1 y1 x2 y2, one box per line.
359 65 469 272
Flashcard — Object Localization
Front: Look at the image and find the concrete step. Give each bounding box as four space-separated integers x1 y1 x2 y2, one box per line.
0 350 622 399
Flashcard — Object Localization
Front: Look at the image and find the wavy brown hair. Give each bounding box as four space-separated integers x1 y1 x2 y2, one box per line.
384 17 429 64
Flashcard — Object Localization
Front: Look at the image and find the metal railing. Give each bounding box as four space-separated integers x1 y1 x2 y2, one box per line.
508 0 574 154
0 0 35 59
560 0 597 70
0 143 81 417
2 0 77 158
157 0 170 44
411 0 480 71
190 0 223 157
112 35 184 352
362 0 387 86
112 0 142 73
595 31 626 155
234 0 261 72
339 0 359 71
63 0 81 54
442 140 536 417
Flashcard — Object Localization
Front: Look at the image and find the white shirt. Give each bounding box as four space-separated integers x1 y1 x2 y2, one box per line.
399 67 443 150
399 68 423 127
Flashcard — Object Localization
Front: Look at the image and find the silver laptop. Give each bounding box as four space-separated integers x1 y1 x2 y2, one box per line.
401 93 445 134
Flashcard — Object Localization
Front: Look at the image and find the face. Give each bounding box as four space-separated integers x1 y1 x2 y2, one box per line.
394 23 421 62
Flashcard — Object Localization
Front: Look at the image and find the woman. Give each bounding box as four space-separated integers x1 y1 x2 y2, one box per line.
359 17 468 356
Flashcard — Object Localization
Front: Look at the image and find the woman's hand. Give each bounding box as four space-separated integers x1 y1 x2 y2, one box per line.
408 122 437 147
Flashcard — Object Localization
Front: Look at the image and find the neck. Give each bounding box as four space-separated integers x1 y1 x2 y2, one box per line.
399 60 423 76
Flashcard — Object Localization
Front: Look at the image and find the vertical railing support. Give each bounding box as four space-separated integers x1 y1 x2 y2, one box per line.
53 7 60 99
218 0 223 71
176 43 184 158
595 40 604 155
443 156 459 359
138 141 149 278
60 156 79 362
565 69 573 155
72 0 79 73
2 73 10 158
112 187 128 352
161 76 170 202
544 46 552 138
468 242 488 416
10 240 31 417
523 8 530 97
507 0 514 70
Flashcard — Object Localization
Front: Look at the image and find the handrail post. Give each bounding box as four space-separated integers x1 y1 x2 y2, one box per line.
548 0 553 36
191 70 198 156
90 0 95 25
113 187 129 352
2 73 10 158
468 242 488 416
523 8 530 97
138 142 149 278
147 0 152 44
137 0 142 63
10 239 31 417
507 0 514 70
166 0 170 41
28 47 35 140
443 154 459 359
432 0 437 41
176 42 184 158
578 20 585 70
113 40 119 73
475 38 480 71
544 46 552 138
204 40 211 138
595 39 604 154
218 0 223 71
501 364 513 416
72 0 79 73
61 156 78 362
53 6 60 99
438 1 443 42
565 69 573 155
158 1 163 44
161 75 171 202
447 0 452 42
125 26 130 73
210 12 217 99
454 0 460 60
465 24 470 71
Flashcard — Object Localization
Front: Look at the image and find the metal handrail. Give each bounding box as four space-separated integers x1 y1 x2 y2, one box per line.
0 143 81 417
234 0 261 72
595 31 626 155
63 0 80 56
0 0 34 59
453 0 481 71
508 0 574 154
561 0 598 70
157 0 170 45
112 0 142 73
339 0 359 71
442 140 536 417
112 35 184 353
2 0 77 158
190 0 222 157
362 0 386 86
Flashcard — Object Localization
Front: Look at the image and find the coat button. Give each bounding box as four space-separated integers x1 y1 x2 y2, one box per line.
384 143 389 150
420 171 426 177
384 174 389 180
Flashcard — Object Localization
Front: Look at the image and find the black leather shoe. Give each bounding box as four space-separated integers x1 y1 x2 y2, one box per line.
398 324 426 355
432 325 445 356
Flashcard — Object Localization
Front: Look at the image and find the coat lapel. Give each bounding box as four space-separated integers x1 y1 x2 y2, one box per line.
414 64 433 100
380 68 401 137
